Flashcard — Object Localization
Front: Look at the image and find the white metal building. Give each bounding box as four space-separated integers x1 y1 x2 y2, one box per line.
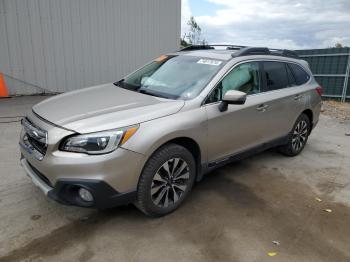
0 0 181 95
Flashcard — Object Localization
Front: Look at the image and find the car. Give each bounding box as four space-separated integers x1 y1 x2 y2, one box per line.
19 45 322 216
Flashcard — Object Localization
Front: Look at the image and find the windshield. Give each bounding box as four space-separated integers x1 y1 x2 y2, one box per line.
115 55 225 100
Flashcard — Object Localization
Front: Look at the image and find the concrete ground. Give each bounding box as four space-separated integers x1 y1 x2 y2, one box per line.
0 96 350 262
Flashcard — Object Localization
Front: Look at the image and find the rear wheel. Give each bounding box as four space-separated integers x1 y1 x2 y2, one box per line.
278 113 311 156
136 144 196 217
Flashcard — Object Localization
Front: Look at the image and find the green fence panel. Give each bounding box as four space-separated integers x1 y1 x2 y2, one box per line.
315 77 345 97
295 47 350 100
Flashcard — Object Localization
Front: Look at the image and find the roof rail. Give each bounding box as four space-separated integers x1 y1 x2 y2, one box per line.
231 47 300 59
180 45 215 51
180 45 300 59
269 49 299 58
180 44 246 51
231 47 271 57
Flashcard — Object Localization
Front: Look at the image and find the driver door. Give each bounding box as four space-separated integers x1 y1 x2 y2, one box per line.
204 61 273 163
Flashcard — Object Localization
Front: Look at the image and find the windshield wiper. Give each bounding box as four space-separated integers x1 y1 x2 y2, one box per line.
138 89 168 98
113 79 125 87
114 80 175 99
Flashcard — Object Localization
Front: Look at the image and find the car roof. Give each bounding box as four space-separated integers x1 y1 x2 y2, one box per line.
170 47 311 74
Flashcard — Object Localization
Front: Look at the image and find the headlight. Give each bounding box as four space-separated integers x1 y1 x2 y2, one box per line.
60 125 138 154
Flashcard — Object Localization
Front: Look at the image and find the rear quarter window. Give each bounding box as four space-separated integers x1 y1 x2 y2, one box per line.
289 63 310 85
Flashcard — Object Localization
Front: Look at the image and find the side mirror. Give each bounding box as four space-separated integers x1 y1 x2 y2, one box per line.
219 90 247 112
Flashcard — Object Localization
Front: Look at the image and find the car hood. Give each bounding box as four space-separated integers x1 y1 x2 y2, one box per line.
32 83 185 133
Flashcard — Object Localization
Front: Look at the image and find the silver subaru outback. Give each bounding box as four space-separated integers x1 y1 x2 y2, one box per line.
19 46 322 216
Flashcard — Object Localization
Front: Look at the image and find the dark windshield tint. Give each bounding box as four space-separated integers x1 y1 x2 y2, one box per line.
117 55 225 100
289 63 310 85
263 62 289 91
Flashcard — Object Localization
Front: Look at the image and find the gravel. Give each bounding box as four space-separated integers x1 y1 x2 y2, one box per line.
321 100 350 123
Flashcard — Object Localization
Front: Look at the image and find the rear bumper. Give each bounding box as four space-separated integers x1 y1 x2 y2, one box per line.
21 158 137 208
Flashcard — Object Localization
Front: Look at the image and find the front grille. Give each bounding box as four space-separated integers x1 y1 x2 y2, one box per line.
27 135 47 154
21 118 48 156
28 162 52 187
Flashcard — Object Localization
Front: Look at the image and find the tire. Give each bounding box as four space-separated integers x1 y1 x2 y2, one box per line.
135 144 196 217
278 113 311 156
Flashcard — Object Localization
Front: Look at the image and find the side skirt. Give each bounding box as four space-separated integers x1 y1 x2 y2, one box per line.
197 135 289 181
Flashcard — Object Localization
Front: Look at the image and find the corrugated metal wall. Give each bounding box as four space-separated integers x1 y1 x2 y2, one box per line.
0 0 181 95
295 48 350 101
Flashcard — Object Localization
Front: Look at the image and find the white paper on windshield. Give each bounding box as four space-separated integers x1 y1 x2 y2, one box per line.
197 59 222 66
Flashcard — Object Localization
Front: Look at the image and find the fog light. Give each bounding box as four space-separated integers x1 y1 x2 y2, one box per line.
78 188 94 202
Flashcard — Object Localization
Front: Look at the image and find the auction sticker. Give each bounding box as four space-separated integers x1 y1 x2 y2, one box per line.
197 59 222 66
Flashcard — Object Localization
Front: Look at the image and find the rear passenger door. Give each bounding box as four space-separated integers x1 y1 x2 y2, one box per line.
260 61 308 140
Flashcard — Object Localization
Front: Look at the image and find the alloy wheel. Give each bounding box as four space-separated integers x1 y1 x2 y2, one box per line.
292 120 308 152
151 158 190 208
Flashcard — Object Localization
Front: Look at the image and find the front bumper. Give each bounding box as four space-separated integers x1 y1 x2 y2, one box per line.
21 158 52 195
21 158 137 208
19 112 146 208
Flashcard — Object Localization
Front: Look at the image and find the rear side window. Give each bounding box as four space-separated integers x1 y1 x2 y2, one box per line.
263 62 289 91
289 63 310 85
286 64 297 86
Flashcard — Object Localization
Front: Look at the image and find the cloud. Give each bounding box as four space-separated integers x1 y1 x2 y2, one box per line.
181 0 192 36
184 0 350 49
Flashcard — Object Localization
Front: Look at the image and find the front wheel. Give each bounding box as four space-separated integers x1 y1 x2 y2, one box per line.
136 144 196 217
278 113 311 156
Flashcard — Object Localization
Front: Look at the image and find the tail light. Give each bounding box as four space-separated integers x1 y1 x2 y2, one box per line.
315 86 323 96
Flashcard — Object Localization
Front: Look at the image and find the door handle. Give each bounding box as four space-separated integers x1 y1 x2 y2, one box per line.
256 104 269 112
294 94 303 100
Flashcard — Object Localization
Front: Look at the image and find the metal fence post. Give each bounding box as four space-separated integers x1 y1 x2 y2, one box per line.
341 53 350 103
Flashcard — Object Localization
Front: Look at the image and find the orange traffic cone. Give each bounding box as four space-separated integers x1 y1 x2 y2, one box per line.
0 72 9 98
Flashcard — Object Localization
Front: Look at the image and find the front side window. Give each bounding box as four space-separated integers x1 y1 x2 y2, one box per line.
115 55 225 100
206 62 261 103
289 63 310 85
263 61 289 91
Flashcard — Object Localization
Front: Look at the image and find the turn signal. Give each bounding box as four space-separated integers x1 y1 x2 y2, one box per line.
120 127 138 145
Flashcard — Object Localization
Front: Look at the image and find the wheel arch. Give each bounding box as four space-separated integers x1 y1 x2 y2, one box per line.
301 109 313 132
166 137 202 179
141 136 204 183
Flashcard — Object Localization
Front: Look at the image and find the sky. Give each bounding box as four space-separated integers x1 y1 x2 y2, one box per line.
181 0 350 49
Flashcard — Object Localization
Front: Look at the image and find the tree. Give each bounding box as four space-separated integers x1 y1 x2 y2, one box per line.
180 37 190 48
184 16 206 45
335 42 343 48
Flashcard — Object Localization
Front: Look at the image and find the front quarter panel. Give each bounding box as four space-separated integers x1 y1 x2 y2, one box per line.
121 107 208 165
